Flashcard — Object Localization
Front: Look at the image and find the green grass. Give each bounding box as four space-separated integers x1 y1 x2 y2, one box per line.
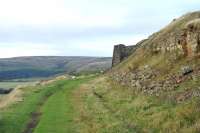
0 76 94 133
33 78 92 133
0 80 67 133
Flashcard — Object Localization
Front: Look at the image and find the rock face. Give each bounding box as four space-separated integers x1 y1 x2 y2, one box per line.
181 19 200 57
112 12 200 68
112 44 135 67
110 11 200 102
148 18 200 57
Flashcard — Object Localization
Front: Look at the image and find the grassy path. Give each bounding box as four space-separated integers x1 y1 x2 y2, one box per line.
33 78 92 133
0 80 68 133
0 76 93 133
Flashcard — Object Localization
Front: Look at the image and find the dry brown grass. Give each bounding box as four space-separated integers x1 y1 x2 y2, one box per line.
186 18 200 31
0 87 23 109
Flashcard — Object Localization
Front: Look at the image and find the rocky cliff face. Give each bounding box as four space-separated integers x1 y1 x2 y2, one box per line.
144 12 200 58
148 19 200 58
111 11 200 102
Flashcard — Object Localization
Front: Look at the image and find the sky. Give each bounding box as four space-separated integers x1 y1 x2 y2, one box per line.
0 0 199 58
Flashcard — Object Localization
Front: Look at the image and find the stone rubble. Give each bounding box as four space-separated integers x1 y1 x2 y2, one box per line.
111 65 200 102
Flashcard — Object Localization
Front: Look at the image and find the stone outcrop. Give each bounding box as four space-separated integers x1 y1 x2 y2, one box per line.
112 44 135 67
111 65 200 102
148 18 200 57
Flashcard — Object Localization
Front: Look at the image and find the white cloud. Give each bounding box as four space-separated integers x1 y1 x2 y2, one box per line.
0 0 129 28
0 42 60 58
62 34 147 56
0 0 199 57
0 34 146 58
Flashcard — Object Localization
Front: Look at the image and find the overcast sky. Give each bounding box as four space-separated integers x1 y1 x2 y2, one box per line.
0 0 199 58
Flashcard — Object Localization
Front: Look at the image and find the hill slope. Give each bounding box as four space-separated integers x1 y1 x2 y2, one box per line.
96 11 200 132
111 11 200 97
0 56 111 80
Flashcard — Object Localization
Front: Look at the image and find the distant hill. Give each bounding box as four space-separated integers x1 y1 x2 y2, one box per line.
0 56 112 80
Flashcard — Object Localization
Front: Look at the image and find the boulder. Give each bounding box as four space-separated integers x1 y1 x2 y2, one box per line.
181 66 193 76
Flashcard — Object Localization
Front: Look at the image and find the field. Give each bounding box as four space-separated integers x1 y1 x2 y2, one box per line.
0 78 48 90
0 81 35 89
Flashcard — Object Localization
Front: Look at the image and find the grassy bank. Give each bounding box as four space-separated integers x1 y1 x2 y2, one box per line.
73 76 200 133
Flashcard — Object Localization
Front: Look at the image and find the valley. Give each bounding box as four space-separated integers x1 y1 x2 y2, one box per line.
0 56 111 80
